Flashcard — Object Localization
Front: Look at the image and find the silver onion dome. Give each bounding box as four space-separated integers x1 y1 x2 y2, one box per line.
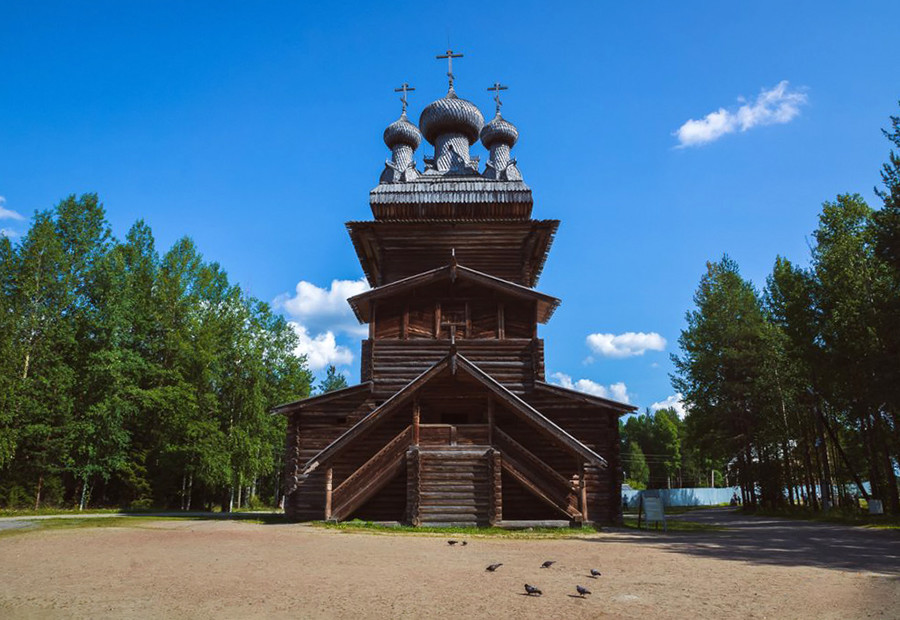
480 113 519 149
418 91 485 145
383 112 422 150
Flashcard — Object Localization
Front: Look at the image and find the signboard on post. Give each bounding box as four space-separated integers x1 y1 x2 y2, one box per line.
637 495 667 531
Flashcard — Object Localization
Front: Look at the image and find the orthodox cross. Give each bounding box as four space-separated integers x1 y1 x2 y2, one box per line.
436 49 463 90
487 82 508 114
394 82 414 114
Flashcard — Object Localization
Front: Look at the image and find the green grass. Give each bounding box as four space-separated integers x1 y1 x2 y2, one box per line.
750 506 900 530
313 520 599 538
0 507 127 518
620 516 725 533
0 515 182 539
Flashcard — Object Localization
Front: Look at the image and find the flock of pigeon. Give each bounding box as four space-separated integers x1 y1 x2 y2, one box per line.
446 539 601 599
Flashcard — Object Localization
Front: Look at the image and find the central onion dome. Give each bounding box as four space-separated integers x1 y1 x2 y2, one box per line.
383 112 422 150
418 90 485 145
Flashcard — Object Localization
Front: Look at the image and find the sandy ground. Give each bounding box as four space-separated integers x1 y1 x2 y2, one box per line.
0 509 898 619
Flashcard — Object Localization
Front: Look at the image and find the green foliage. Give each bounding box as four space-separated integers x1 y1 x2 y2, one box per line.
317 365 349 394
0 195 312 511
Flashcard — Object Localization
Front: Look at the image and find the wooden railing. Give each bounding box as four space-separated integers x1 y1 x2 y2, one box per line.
330 425 413 521
495 428 582 520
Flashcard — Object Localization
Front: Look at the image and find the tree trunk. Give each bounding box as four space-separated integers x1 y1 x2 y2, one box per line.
34 474 43 511
79 478 90 511
186 474 193 511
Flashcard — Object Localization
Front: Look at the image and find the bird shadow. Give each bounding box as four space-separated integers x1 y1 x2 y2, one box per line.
567 595 587 599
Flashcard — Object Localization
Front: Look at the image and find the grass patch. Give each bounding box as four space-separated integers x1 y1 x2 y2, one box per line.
0 507 127 518
620 516 725 533
750 507 900 530
313 520 598 539
0 516 182 540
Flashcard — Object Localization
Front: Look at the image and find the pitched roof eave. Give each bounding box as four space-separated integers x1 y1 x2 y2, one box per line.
347 262 560 324
299 358 451 474
453 355 608 468
533 381 638 415
271 382 373 415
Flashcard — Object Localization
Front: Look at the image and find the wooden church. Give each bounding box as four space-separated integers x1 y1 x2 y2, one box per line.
276 55 635 526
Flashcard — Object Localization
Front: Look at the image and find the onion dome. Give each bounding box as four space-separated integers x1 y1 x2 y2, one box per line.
480 113 519 149
383 112 422 150
418 90 485 145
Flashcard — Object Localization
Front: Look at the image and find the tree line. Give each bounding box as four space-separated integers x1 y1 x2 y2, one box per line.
671 104 900 513
0 195 313 511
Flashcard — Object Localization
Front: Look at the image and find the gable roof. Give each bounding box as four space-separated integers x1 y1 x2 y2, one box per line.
300 351 606 476
271 382 373 415
347 261 561 324
533 381 637 415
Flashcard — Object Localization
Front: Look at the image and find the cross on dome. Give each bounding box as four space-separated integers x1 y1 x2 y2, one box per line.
436 49 463 91
394 82 415 114
487 82 508 115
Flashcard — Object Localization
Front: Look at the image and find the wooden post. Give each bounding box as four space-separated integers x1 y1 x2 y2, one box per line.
497 302 505 339
413 399 420 445
465 302 471 338
532 301 539 338
370 301 377 339
434 302 441 338
402 304 409 339
581 465 589 522
487 396 494 445
324 466 333 520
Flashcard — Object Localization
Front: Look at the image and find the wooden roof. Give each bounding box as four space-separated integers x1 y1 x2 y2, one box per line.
369 179 533 220
533 381 637 415
347 261 561 324
346 219 558 287
299 351 607 475
271 382 373 415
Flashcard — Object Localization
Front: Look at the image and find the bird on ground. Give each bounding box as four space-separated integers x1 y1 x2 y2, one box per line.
461 541 468 546
540 560 555 568
590 569 602 578
447 540 458 546
576 585 591 598
486 563 503 572
524 584 542 596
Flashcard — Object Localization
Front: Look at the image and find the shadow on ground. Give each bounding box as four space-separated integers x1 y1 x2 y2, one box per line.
599 507 900 576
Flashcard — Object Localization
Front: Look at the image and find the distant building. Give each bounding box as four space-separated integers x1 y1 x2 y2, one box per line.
275 61 635 525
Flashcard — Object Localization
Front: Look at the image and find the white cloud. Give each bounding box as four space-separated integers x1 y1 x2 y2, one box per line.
275 278 370 372
274 277 369 337
551 372 631 404
651 393 688 419
674 80 808 147
0 196 25 222
586 332 666 359
1 228 19 238
289 322 354 371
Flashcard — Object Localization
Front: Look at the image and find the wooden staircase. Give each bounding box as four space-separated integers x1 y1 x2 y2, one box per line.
495 428 582 521
330 426 413 521
414 447 493 526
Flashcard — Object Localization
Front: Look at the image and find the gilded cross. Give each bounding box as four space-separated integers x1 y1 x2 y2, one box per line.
488 82 508 114
394 82 415 114
436 49 463 90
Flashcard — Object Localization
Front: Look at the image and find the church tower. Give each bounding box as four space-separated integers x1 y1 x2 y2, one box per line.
276 53 634 526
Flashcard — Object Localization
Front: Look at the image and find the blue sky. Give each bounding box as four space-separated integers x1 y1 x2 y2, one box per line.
2 2 898 413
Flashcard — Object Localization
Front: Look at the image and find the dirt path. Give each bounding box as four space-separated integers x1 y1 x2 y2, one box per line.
0 514 897 619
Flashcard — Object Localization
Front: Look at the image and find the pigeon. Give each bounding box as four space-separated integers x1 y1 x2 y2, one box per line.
461 541 468 546
486 563 503 572
590 569 602 578
576 585 591 598
540 560 556 568
447 540 458 546
524 584 542 596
